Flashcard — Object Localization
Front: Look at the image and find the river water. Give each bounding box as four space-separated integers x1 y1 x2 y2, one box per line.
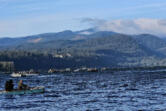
1 70 166 111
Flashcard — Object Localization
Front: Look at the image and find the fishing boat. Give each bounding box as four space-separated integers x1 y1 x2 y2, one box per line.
11 72 38 77
0 86 45 95
11 73 26 77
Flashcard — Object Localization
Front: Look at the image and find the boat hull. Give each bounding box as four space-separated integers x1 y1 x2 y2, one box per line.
0 86 45 95
11 73 38 77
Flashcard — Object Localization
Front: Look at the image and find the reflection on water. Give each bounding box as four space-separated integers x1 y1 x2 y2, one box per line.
1 70 166 111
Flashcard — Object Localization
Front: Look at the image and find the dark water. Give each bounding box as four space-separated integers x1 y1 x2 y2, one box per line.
1 70 166 111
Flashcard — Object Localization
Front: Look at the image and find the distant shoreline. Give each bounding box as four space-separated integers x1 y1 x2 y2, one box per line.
1 65 166 75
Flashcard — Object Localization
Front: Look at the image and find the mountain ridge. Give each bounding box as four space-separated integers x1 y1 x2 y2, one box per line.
1 29 166 70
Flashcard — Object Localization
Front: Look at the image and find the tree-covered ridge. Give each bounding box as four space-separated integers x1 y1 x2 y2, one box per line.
1 30 166 71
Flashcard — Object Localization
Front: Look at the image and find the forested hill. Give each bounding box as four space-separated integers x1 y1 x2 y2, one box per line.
1 29 166 71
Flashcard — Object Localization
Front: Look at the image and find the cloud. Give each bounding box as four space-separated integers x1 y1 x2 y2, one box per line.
81 18 166 37
81 18 106 27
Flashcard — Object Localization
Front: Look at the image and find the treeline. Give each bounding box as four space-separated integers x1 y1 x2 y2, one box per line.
0 50 166 72
0 50 112 71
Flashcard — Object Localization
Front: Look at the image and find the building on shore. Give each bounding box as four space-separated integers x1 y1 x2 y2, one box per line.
0 61 14 73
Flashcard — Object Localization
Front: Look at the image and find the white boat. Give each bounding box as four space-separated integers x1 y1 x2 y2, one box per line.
11 73 38 77
11 73 26 77
24 73 38 76
0 86 45 95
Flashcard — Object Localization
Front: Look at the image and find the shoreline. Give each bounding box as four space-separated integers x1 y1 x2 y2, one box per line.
2 65 166 75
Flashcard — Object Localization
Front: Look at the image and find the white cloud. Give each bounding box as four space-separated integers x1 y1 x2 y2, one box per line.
82 18 166 37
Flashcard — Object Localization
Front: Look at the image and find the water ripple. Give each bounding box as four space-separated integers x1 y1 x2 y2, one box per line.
1 71 166 110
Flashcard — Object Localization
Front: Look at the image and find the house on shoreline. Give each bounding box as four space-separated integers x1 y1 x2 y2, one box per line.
0 61 14 73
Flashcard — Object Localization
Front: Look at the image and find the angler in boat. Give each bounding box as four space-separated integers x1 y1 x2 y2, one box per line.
1 79 45 95
5 79 14 91
5 79 29 91
18 80 30 90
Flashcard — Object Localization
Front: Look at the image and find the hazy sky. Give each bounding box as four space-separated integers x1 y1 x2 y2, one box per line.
1 0 166 37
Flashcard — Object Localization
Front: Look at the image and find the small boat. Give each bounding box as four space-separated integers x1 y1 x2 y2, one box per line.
11 73 38 77
11 73 26 77
0 86 45 95
24 73 38 76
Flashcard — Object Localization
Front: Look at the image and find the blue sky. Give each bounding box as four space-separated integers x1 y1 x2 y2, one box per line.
1 0 166 37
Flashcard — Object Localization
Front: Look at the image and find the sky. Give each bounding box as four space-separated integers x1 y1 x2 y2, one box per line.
1 0 166 37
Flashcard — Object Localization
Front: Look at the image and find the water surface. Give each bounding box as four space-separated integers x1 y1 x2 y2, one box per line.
1 70 166 111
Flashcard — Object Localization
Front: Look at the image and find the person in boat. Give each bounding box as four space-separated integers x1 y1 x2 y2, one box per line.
5 79 14 91
18 80 30 90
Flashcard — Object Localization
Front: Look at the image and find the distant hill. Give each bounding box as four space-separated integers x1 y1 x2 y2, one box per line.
134 34 166 56
134 34 166 50
1 29 166 70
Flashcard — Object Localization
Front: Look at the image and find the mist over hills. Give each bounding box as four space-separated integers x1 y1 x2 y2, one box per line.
1 29 166 70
